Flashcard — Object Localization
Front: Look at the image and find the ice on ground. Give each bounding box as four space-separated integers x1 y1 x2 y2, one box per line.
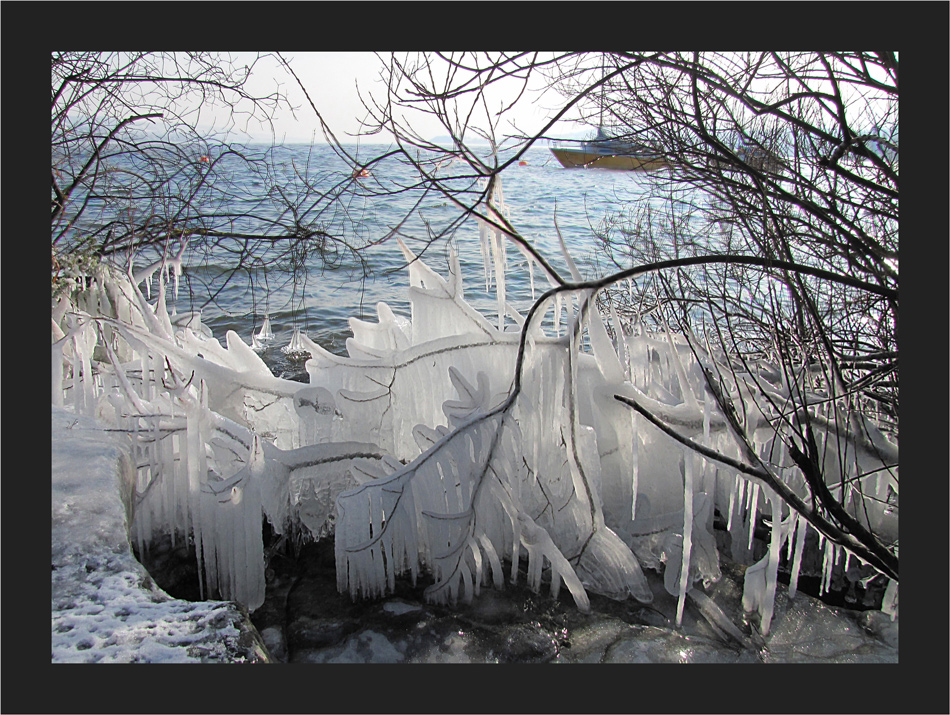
601 625 760 664
763 587 899 663
382 599 423 616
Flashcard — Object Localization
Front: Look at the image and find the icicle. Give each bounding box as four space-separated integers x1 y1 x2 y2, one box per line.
159 415 174 547
169 237 189 302
726 473 738 533
820 535 834 596
585 295 625 383
663 318 699 412
492 227 506 332
478 217 492 292
155 278 175 340
526 250 536 301
185 396 204 599
676 452 694 627
828 542 840 593
759 489 783 635
52 334 67 408
881 579 898 621
701 387 715 531
746 482 759 551
630 412 639 521
702 388 712 444
238 435 266 610
785 510 797 563
173 423 187 541
556 217 583 282
608 302 628 380
73 328 95 416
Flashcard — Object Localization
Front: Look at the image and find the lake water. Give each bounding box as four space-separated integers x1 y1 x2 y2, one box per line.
165 143 664 376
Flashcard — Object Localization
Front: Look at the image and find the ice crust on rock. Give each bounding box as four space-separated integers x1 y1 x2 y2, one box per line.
52 178 897 642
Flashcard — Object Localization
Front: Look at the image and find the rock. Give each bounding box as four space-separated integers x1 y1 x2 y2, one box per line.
764 589 897 663
603 625 752 664
287 614 358 651
260 625 288 662
555 619 628 663
465 587 523 624
301 629 407 663
499 622 558 662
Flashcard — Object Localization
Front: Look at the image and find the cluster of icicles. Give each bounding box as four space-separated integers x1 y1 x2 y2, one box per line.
51 195 898 634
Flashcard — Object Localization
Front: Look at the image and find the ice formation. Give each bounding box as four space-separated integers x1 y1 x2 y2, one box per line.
251 314 274 351
51 181 898 636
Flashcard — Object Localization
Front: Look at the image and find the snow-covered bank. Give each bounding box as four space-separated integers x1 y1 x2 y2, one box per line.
51 406 270 663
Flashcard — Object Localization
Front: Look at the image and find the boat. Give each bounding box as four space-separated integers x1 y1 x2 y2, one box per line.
549 127 668 171
707 131 784 174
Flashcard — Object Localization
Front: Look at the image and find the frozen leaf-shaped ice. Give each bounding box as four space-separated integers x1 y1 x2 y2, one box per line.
574 527 653 603
660 492 721 597
348 302 411 354
517 513 591 613
225 330 273 375
412 423 451 452
442 367 493 425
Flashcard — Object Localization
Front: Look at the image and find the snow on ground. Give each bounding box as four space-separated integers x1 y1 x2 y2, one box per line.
51 406 269 663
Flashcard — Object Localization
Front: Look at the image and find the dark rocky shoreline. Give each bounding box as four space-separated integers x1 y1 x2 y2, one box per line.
138 520 896 664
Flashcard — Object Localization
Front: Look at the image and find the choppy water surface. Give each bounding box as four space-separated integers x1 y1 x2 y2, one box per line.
167 143 660 368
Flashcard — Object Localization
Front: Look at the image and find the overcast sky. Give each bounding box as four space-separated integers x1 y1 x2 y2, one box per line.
234 52 574 145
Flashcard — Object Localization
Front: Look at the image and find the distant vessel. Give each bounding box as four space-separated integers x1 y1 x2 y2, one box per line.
709 132 784 174
549 127 668 171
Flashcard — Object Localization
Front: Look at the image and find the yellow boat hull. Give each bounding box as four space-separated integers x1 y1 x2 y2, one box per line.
550 148 668 171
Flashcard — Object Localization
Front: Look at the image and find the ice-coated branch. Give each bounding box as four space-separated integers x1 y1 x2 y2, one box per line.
613 392 897 582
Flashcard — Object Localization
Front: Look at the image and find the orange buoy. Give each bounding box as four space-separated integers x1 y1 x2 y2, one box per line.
518 160 528 166
199 155 211 163
353 167 370 178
